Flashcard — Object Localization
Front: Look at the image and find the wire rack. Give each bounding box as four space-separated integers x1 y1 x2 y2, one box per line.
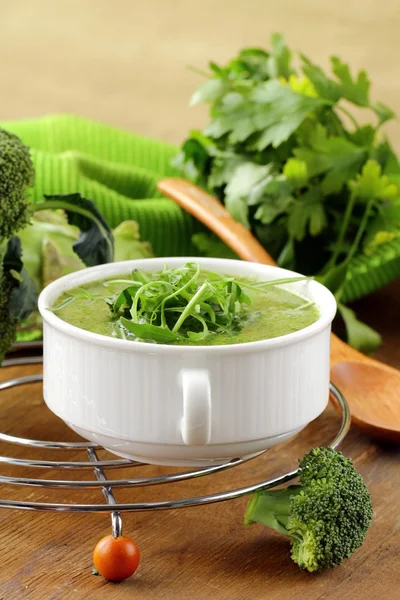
0 356 350 538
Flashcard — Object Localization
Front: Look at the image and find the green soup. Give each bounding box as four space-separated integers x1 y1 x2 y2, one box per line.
53 270 319 346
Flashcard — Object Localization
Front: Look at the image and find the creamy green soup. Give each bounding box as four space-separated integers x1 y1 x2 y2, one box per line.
53 272 319 346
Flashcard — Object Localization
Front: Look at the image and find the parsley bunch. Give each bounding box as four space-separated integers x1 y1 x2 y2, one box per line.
175 34 400 351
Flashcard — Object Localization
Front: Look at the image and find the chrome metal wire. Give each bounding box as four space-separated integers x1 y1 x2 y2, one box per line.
0 357 350 515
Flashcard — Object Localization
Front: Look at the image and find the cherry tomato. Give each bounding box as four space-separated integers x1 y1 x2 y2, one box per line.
93 535 140 581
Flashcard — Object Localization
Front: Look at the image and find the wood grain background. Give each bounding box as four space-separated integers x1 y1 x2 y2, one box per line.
1 0 400 148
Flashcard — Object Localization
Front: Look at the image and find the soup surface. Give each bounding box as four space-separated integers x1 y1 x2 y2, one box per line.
53 270 319 346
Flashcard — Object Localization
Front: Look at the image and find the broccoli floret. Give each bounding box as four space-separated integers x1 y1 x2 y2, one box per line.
0 128 34 239
244 447 373 572
0 127 35 362
0 246 19 362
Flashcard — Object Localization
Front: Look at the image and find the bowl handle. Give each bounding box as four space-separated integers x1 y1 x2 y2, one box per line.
179 369 211 445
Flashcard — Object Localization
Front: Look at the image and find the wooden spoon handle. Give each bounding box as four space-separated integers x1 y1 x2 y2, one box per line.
157 178 276 266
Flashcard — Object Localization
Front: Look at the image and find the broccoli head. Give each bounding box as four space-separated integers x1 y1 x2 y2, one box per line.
0 128 35 362
0 246 17 359
244 447 373 572
0 128 34 240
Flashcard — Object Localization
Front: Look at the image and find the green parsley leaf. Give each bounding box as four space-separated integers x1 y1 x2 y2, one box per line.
300 54 342 102
266 33 293 79
190 78 227 106
347 125 375 148
287 188 326 241
251 80 327 149
283 158 308 187
372 102 396 125
349 160 398 201
224 163 272 227
331 57 370 106
295 133 367 193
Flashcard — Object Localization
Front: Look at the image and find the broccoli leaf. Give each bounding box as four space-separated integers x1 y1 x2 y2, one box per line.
37 193 114 266
113 221 154 261
4 237 37 320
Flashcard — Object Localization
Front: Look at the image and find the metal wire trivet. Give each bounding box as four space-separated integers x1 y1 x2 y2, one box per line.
0 356 350 539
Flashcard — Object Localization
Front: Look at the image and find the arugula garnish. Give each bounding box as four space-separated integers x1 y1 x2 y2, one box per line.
175 34 400 352
69 262 309 345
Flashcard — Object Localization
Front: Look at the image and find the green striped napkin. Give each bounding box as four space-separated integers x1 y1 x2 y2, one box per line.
2 114 200 257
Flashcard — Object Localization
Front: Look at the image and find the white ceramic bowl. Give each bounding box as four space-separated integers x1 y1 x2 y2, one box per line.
38 257 336 466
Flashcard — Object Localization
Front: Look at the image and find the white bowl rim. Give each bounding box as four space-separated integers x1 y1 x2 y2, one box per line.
38 257 337 355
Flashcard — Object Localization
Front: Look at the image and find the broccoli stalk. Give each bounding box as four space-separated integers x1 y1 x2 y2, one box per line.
244 447 373 572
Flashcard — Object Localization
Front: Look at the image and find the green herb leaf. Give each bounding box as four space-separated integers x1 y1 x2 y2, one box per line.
349 160 398 201
331 57 370 106
318 262 349 297
224 163 272 227
300 54 342 102
372 102 396 125
287 188 327 241
251 80 327 149
337 303 381 353
266 33 293 79
295 133 367 194
283 158 308 187
190 78 227 106
192 233 238 259
254 195 294 225
120 318 181 343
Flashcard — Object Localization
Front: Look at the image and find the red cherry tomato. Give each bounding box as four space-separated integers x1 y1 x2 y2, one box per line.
93 535 140 581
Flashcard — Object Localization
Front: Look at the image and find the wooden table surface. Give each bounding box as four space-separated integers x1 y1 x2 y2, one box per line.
1 1 400 598
0 281 399 600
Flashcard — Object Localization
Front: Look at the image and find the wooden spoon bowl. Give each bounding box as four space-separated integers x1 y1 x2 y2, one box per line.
158 178 400 443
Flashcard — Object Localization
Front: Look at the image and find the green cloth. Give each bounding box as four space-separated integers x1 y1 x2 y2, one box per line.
2 114 199 257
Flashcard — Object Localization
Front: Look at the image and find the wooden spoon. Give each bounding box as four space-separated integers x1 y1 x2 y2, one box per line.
158 177 400 443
